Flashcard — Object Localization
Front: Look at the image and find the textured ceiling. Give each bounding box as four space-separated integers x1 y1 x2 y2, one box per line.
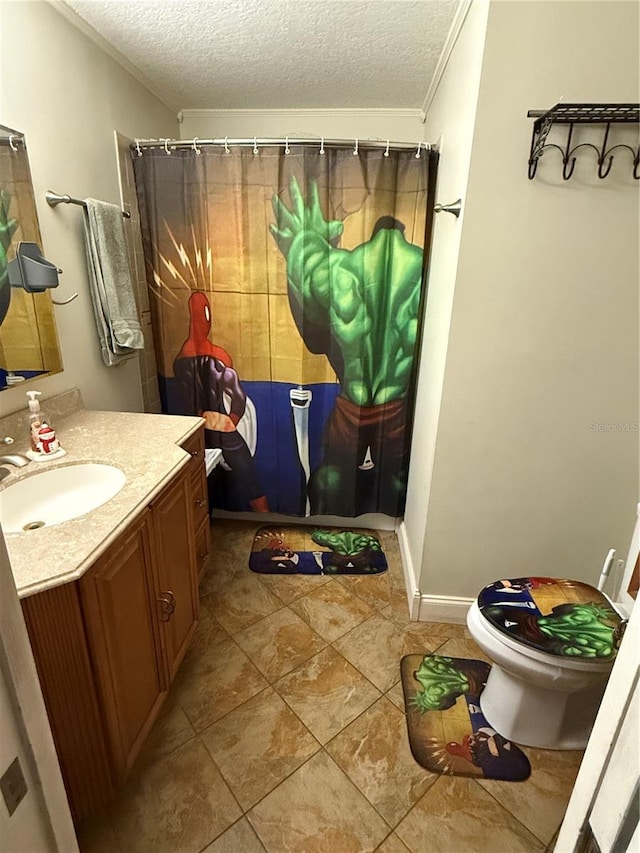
62 0 460 111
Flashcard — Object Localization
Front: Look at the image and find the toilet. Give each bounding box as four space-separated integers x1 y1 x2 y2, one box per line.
464 537 640 750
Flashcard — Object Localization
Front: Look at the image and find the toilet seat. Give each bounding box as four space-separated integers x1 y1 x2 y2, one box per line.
470 602 613 675
477 576 621 664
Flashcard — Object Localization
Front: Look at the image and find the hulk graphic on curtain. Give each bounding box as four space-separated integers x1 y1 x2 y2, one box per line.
271 178 424 517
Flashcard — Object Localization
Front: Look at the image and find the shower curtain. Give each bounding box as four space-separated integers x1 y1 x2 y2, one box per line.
133 143 436 518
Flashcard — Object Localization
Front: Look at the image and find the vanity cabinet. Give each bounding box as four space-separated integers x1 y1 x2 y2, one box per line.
21 434 205 823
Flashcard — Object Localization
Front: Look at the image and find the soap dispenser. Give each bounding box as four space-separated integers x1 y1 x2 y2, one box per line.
26 391 66 461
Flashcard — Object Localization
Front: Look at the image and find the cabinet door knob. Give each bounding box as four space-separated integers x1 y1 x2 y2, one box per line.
191 450 201 457
195 499 206 508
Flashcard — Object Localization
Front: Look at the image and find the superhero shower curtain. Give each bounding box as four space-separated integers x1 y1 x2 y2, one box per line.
133 144 436 518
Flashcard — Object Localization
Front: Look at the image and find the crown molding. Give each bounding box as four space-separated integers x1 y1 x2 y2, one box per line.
420 0 476 122
179 108 424 120
47 0 180 114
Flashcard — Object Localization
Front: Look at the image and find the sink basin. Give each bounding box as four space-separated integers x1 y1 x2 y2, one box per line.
0 463 126 533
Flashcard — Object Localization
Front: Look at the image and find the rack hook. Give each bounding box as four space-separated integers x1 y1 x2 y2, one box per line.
224 137 230 154
284 136 290 155
415 142 422 159
562 156 577 180
163 138 172 156
192 137 201 155
253 136 259 155
353 138 359 156
8 134 19 152
597 154 614 179
319 137 325 155
135 139 143 157
384 140 390 158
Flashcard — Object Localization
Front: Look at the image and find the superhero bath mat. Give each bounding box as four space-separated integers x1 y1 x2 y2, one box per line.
400 654 531 782
249 526 388 575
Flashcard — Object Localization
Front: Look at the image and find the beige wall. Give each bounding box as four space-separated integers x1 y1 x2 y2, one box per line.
403 0 490 591
420 0 640 598
0 1 178 417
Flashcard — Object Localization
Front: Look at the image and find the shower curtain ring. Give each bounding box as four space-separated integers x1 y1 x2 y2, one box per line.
163 138 172 155
320 137 325 155
384 140 390 158
353 138 359 156
192 137 201 155
415 142 422 159
8 134 19 152
285 136 290 154
253 137 259 155
135 139 143 157
224 137 230 154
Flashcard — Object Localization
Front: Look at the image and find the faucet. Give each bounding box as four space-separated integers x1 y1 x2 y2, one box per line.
0 438 30 481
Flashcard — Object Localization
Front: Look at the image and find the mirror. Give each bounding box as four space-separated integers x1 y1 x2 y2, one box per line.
0 124 63 390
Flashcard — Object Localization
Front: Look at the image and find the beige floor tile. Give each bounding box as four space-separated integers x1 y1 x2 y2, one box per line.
257 572 333 604
379 589 413 629
183 610 228 662
201 572 283 634
275 646 381 744
431 636 492 664
201 687 320 810
248 750 389 852
173 636 268 731
326 696 437 826
477 747 583 845
76 814 120 853
395 776 544 853
289 582 375 642
336 571 392 610
375 833 411 853
334 614 441 692
235 607 327 681
209 519 258 554
385 680 406 712
136 691 196 770
109 738 241 853
202 818 266 852
413 620 468 638
199 558 246 597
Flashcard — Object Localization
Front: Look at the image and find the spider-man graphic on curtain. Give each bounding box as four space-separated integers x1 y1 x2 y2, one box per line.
173 291 269 512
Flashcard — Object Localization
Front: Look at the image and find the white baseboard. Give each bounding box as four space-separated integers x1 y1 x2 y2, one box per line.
417 594 474 625
396 521 422 620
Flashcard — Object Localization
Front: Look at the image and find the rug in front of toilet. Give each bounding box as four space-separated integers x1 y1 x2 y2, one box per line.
478 577 621 660
400 654 531 781
249 526 388 575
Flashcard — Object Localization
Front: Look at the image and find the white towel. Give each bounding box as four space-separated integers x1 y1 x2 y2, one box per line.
83 199 144 367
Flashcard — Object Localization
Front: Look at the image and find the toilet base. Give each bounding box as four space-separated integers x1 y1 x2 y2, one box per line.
480 663 607 750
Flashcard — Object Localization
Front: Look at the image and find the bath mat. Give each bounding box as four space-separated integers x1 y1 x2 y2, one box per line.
400 654 531 781
249 526 388 575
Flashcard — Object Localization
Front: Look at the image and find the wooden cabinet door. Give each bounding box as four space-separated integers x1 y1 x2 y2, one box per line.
80 510 166 782
151 467 199 683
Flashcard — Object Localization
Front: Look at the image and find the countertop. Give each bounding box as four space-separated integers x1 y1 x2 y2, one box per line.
0 408 204 599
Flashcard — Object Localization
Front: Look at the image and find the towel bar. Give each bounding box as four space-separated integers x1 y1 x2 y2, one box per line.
45 191 131 218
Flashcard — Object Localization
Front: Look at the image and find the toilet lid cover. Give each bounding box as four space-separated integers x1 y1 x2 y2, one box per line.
477 577 622 661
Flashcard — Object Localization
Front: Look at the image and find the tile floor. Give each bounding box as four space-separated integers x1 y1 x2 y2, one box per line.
78 520 582 853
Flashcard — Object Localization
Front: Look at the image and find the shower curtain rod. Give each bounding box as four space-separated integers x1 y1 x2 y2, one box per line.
130 137 434 154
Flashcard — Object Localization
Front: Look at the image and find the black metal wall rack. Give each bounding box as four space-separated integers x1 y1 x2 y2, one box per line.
527 104 640 180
